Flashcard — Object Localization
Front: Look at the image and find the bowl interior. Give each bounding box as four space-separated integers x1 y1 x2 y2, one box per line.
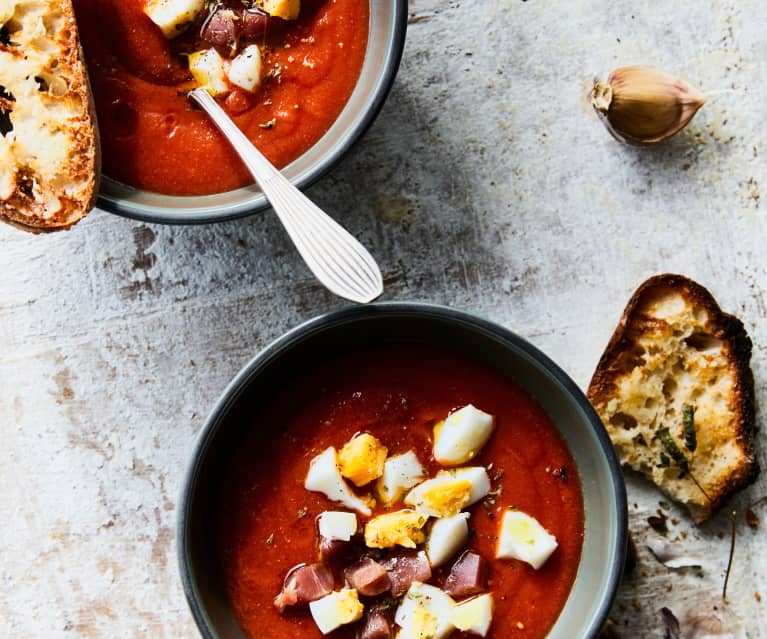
98 0 407 224
179 305 627 638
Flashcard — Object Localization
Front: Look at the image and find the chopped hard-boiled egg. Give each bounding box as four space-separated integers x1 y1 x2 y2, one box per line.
426 513 469 567
144 0 205 39
338 433 388 487
496 510 558 569
257 0 301 20
364 509 428 549
227 45 263 93
308 589 364 634
404 467 490 518
376 450 426 505
317 511 357 541
188 49 229 96
433 405 495 466
451 593 494 637
395 583 455 639
305 447 372 516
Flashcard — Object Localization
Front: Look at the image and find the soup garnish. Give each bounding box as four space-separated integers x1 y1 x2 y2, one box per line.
217 345 584 639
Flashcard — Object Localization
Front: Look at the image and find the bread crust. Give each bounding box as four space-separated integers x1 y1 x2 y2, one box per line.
588 274 758 522
0 0 100 231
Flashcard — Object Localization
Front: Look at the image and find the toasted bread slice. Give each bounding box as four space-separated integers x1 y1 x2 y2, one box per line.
0 0 99 231
588 274 758 522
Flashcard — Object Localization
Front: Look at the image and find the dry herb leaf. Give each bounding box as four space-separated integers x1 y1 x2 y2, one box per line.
648 509 669 534
722 510 737 600
646 537 711 570
682 404 697 452
661 607 680 639
657 428 689 478
624 533 638 575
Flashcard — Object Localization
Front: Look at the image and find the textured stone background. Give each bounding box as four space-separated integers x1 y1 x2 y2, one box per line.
2 0 766 636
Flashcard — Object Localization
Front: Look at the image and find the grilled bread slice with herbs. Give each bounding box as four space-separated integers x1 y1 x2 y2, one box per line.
588 274 758 522
0 0 99 231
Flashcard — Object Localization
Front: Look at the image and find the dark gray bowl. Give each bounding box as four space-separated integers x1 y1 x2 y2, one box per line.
178 303 627 638
99 0 408 224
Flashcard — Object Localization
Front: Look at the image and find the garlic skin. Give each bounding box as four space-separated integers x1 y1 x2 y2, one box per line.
591 66 706 146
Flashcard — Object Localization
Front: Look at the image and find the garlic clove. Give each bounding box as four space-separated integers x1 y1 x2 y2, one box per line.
591 66 706 146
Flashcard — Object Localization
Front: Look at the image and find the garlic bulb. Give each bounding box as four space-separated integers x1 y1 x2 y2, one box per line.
591 66 706 146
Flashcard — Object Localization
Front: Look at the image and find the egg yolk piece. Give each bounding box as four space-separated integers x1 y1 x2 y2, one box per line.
404 467 490 518
395 582 455 639
338 433 388 487
188 49 229 96
258 0 301 21
419 480 472 518
364 509 429 549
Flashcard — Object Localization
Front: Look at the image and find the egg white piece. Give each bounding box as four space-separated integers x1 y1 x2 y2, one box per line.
377 451 426 505
404 467 490 518
451 593 494 637
145 0 205 39
496 510 558 569
433 405 495 466
317 511 357 541
309 589 364 635
227 45 263 93
426 513 469 567
305 448 372 516
188 49 229 96
395 583 455 639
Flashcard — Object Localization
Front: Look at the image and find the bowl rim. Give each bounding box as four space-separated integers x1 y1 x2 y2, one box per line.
97 0 409 225
177 302 628 638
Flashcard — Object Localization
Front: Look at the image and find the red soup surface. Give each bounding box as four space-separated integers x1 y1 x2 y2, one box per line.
73 0 369 195
217 345 585 639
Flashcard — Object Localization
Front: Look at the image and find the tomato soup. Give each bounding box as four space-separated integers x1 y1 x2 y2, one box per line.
73 0 369 195
217 345 584 639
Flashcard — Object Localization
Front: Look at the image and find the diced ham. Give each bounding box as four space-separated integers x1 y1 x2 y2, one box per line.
320 537 347 562
241 9 270 40
344 558 391 597
443 550 488 597
380 551 432 597
273 563 334 613
355 608 392 639
200 8 240 55
320 536 365 569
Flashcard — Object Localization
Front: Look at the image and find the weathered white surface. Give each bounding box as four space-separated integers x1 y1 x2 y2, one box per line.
1 0 766 636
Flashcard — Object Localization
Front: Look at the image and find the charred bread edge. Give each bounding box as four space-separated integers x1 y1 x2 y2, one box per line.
587 273 759 519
